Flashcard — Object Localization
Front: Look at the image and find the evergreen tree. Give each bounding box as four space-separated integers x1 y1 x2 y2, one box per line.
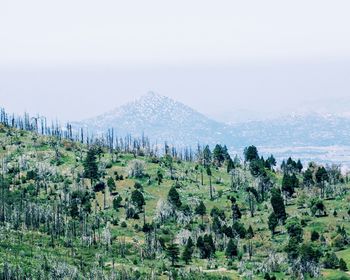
182 237 194 264
195 201 206 224
163 155 174 179
203 145 212 166
225 239 238 259
222 145 230 160
227 158 235 173
286 217 303 243
244 146 259 162
197 234 215 259
213 144 225 167
83 148 99 183
268 212 278 235
303 168 314 187
168 186 182 208
282 173 299 203
166 243 180 267
316 166 329 198
212 216 222 233
131 189 145 212
298 243 322 275
270 188 287 223
267 155 277 168
296 159 303 173
113 196 123 211
323 252 339 269
231 203 242 221
309 197 326 217
93 181 105 192
107 177 116 193
249 158 266 177
232 221 247 238
156 169 163 185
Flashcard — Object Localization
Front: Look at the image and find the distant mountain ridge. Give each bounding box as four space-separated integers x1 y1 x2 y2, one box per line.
74 92 350 166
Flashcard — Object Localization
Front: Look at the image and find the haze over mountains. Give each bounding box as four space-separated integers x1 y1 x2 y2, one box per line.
75 92 350 167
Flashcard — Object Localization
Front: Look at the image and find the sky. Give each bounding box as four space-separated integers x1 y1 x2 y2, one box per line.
1 0 350 122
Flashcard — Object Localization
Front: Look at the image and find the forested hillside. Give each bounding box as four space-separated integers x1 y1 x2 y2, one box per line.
1 121 350 280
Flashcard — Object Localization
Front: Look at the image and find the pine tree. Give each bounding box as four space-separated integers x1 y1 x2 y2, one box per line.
296 159 303 173
244 146 259 162
168 186 182 208
267 155 276 168
270 188 286 223
83 148 99 184
213 144 225 167
316 166 329 198
225 239 238 259
231 203 242 221
131 190 145 212
197 234 216 259
303 168 314 187
195 201 206 224
227 158 235 173
166 243 180 267
182 237 194 264
268 212 278 235
203 145 212 166
286 217 303 243
156 169 163 185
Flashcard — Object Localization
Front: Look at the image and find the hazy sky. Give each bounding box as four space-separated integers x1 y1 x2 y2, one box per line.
1 0 350 122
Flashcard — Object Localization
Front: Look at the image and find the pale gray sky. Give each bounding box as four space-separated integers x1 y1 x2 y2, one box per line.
1 0 350 122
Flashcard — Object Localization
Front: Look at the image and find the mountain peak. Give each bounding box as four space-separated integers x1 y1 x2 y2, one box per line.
144 91 160 98
137 91 169 105
76 92 223 146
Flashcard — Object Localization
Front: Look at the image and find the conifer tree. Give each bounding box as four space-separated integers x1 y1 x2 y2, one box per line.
131 189 145 212
166 242 180 267
225 239 238 259
182 237 194 264
203 145 212 166
268 212 278 235
83 148 99 184
270 188 287 223
168 186 182 208
195 201 206 224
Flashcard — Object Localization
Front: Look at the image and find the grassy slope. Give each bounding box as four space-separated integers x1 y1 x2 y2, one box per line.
1 125 350 279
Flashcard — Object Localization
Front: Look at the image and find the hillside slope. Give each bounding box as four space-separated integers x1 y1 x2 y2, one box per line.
0 124 350 279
